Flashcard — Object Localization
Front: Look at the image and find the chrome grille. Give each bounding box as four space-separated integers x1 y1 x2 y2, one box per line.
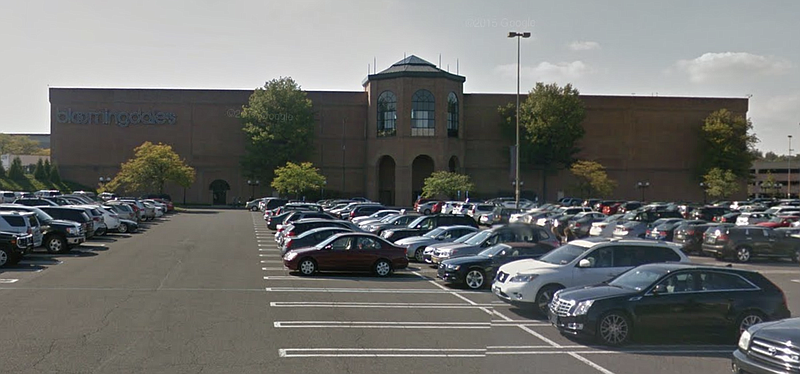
749 337 800 371
549 296 575 317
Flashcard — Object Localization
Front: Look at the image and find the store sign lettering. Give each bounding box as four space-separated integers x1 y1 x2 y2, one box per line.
56 108 177 127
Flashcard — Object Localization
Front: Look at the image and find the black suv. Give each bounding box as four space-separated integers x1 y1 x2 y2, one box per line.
702 225 800 263
0 231 34 267
692 206 732 221
38 206 95 239
380 214 479 242
734 316 800 374
0 205 85 253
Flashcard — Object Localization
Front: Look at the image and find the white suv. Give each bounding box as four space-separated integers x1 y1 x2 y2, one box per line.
492 237 689 315
0 211 43 247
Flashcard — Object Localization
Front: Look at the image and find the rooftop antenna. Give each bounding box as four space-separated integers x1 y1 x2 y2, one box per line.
368 64 370 75
404 52 407 60
439 54 442 67
447 64 450 72
373 57 376 74
457 59 459 75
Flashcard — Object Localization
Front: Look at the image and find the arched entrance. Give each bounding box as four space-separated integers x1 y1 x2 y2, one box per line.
209 179 230 205
411 155 434 202
378 156 396 206
448 156 460 173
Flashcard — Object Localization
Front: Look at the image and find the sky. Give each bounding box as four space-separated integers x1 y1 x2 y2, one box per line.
1 0 798 154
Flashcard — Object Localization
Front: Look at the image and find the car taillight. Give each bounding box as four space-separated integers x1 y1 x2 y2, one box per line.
645 229 651 236
717 234 729 241
285 239 293 249
287 231 296 237
686 230 695 235
574 222 581 227
350 211 356 218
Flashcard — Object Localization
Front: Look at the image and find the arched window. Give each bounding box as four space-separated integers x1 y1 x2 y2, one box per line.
411 89 435 136
447 92 459 138
377 91 397 137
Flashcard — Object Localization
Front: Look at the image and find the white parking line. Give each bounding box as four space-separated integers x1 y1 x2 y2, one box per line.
269 301 496 308
274 321 491 329
260 260 282 264
262 267 285 271
279 348 485 358
0 279 19 283
411 271 493 316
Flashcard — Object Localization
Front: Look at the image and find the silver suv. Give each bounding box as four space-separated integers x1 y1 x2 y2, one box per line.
0 211 43 247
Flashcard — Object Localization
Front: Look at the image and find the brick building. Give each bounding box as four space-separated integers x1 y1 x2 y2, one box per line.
50 56 749 205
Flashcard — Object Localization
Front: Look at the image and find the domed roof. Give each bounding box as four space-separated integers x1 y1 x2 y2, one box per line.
363 55 465 86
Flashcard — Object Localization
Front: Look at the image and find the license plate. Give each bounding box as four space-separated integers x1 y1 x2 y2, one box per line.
705 236 715 244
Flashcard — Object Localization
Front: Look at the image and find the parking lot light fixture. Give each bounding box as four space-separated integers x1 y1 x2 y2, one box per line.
508 31 531 209
247 179 260 199
699 182 707 204
636 181 650 202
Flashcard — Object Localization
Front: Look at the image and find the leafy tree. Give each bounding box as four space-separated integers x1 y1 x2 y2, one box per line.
0 134 42 154
758 150 800 162
702 168 739 199
421 171 475 199
240 77 315 182
698 109 759 179
270 162 326 198
761 171 780 197
570 160 617 198
498 82 586 202
43 159 52 178
33 159 47 180
105 142 195 194
8 157 26 180
49 163 62 184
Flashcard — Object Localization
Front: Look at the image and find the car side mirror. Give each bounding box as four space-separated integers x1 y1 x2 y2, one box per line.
651 284 667 294
436 235 445 240
578 259 592 268
323 244 333 250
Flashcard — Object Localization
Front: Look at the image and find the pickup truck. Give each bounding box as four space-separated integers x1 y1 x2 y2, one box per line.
0 231 34 267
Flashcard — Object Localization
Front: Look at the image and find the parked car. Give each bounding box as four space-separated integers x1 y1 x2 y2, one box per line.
395 225 478 262
692 206 732 221
282 232 409 276
416 201 440 215
469 204 496 222
755 215 800 228
492 237 689 315
363 213 421 234
431 224 559 264
0 211 43 247
702 225 800 263
671 220 714 255
422 231 479 264
281 226 352 255
588 214 623 237
13 198 58 207
38 206 95 239
277 218 361 247
549 263 790 346
381 214 479 242
736 212 775 226
0 205 84 253
0 191 17 204
347 204 386 220
351 209 400 225
439 242 555 289
0 231 34 267
566 212 607 239
613 217 684 239
717 212 742 224
734 316 800 374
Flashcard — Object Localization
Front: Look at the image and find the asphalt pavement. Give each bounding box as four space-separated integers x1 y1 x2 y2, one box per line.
1 209 799 374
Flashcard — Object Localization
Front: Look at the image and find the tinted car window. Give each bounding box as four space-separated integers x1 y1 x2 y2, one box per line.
2 216 26 226
699 271 758 291
657 272 698 293
585 247 614 268
538 230 551 240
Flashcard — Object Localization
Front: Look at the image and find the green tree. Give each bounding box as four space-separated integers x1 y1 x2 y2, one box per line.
421 171 475 199
8 157 25 180
0 134 42 154
702 168 739 199
240 77 315 182
761 171 780 197
33 159 47 180
698 109 759 179
270 162 326 198
43 158 52 178
570 160 617 198
49 163 62 184
105 142 195 194
498 82 586 202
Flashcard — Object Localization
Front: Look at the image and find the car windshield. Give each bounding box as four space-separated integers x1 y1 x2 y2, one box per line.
609 267 669 291
28 207 54 223
423 227 446 238
538 243 590 265
454 232 477 243
478 244 508 257
464 230 492 245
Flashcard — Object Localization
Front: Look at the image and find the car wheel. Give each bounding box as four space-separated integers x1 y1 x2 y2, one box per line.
118 223 129 234
46 235 67 254
298 258 317 276
374 259 392 277
597 312 631 346
464 268 486 289
535 285 563 316
736 246 752 263
96 227 107 236
0 248 10 267
250 206 258 211
736 311 765 336
424 209 431 215
414 248 424 262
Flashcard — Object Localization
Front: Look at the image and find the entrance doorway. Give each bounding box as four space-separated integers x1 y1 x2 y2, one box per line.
209 179 230 205
411 155 434 202
378 156 396 206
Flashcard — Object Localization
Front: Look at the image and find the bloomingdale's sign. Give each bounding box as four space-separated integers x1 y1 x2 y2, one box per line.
56 108 177 127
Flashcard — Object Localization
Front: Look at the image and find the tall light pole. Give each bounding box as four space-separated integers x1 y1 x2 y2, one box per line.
789 135 793 199
508 31 531 209
247 179 260 200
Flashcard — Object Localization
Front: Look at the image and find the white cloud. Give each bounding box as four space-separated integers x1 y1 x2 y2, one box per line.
496 61 593 83
568 41 600 51
676 52 791 83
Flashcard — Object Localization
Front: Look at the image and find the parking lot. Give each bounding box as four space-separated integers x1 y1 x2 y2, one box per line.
1 209 799 373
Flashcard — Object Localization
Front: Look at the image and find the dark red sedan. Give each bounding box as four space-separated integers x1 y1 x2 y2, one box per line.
282 233 409 277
